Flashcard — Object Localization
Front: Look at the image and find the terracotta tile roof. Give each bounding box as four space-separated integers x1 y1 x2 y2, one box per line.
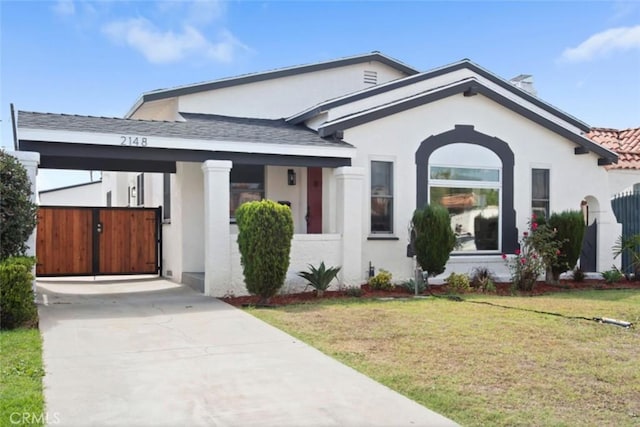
586 127 640 170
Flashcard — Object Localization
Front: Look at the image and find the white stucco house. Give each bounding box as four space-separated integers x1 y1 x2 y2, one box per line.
38 180 103 206
16 52 635 296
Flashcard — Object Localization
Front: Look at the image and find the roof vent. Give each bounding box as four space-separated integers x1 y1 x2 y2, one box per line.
509 74 537 96
364 70 377 85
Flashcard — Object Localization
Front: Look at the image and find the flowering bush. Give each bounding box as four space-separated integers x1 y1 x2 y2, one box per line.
503 215 562 291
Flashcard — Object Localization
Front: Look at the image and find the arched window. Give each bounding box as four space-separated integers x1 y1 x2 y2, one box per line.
429 143 502 252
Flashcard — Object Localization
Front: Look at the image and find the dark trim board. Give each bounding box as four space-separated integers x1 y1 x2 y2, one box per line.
39 180 102 194
416 125 518 253
19 140 352 172
319 80 617 164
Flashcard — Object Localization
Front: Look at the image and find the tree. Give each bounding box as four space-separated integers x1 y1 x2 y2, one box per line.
236 200 294 305
0 150 38 261
411 204 456 284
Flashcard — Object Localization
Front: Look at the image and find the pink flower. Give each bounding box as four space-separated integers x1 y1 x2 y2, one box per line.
532 254 538 259
520 258 526 265
523 231 529 237
531 213 537 220
532 222 539 231
501 253 507 260
556 250 561 255
515 249 521 255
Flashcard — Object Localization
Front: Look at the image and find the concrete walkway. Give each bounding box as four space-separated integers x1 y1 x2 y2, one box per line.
37 277 458 427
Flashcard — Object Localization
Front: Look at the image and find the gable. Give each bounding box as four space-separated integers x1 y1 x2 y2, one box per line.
128 52 417 120
313 76 617 165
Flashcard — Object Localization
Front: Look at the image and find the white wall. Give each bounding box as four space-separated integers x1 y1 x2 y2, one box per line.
341 92 619 281
178 62 407 119
39 181 103 206
228 234 342 297
265 165 306 233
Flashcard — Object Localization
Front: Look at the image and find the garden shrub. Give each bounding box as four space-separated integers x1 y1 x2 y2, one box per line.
411 204 456 284
470 266 496 293
445 272 470 294
0 150 38 261
601 268 624 284
236 200 294 304
547 210 585 282
0 257 37 329
400 278 426 294
344 286 363 297
613 234 640 279
369 269 393 291
504 215 561 292
572 267 586 282
298 261 341 297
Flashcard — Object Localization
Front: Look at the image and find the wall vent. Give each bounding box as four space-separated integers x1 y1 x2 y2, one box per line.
364 70 377 85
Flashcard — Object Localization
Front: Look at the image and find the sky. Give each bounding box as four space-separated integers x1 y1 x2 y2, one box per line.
1 0 639 191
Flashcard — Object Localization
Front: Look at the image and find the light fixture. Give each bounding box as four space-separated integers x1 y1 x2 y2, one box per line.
287 169 296 186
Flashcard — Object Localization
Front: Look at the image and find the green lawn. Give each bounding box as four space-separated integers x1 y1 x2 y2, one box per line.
249 290 640 427
0 328 45 427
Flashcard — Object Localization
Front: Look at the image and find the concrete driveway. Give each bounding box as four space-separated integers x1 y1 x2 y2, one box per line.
37 277 457 427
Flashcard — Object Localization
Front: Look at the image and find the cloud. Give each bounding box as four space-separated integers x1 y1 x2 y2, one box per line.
102 18 247 64
561 26 640 62
52 0 75 16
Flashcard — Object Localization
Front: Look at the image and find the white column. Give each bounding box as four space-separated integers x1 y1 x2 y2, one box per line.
335 167 364 286
201 160 232 296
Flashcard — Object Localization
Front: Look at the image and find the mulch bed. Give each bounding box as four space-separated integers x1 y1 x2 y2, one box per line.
221 280 640 308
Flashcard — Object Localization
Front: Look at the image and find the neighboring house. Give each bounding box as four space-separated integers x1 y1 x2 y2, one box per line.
39 180 103 206
17 52 626 296
587 127 640 194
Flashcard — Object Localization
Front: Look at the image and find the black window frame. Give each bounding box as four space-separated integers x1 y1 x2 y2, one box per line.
531 168 550 219
370 160 394 234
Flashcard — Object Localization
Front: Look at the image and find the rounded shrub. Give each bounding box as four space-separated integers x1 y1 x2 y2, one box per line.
411 204 456 284
0 150 38 261
236 200 294 304
369 269 393 290
0 257 37 329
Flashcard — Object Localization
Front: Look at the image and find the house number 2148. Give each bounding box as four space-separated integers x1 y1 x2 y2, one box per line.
120 136 148 147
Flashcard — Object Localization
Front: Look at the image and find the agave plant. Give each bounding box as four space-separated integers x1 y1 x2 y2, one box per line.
298 262 341 297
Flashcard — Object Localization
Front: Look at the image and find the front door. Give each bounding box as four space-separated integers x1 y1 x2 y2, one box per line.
306 167 323 233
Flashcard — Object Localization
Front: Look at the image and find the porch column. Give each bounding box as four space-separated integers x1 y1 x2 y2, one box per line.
335 167 364 286
202 160 232 297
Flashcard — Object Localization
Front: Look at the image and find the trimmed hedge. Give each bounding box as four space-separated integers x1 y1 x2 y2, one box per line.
411 204 456 283
236 200 294 304
0 257 37 330
548 210 585 280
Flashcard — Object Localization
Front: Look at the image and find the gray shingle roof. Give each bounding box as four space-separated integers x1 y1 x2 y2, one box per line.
18 111 352 148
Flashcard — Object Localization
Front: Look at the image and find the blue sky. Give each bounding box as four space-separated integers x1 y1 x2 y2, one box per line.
1 0 639 190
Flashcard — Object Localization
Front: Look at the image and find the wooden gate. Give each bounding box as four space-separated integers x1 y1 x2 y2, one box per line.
36 206 160 276
579 221 597 272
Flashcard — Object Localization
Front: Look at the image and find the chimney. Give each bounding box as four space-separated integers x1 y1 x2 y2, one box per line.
509 74 537 96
